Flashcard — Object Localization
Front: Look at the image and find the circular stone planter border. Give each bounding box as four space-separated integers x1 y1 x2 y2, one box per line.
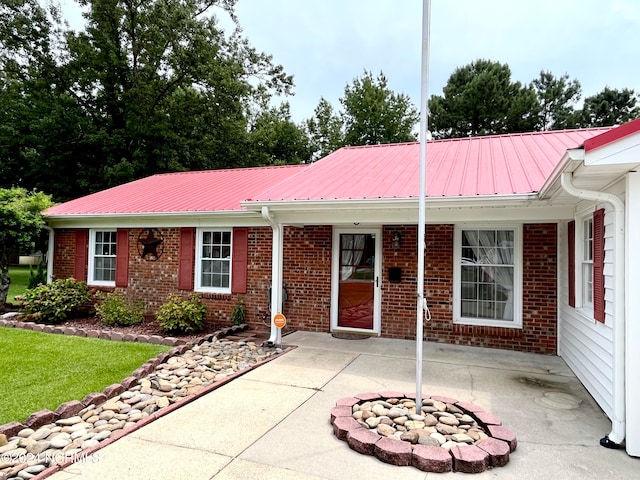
331 392 517 474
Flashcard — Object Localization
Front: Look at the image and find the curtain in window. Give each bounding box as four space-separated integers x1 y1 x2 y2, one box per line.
341 234 366 281
463 230 514 320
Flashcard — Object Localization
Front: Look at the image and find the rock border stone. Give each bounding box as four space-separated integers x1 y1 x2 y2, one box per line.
331 393 516 473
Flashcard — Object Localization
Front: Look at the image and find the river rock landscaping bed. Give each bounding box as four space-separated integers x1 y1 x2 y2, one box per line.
331 392 517 473
0 318 283 480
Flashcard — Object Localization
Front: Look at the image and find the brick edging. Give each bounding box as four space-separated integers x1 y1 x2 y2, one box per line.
331 393 516 473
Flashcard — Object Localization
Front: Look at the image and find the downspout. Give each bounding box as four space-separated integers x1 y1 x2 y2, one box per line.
44 226 54 284
261 206 283 346
560 172 626 448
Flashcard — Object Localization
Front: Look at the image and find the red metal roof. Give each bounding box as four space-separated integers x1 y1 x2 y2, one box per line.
584 117 640 152
46 127 612 216
251 128 611 202
45 165 306 215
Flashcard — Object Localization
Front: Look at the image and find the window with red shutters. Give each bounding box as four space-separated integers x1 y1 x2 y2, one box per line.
593 208 605 323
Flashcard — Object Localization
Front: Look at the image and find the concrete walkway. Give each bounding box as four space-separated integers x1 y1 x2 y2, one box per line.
47 331 638 479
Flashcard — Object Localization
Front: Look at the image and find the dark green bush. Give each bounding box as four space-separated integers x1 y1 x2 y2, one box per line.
95 290 145 327
230 296 246 325
156 293 206 335
28 261 47 289
21 278 91 324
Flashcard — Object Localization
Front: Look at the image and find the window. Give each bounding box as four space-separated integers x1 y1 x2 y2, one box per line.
195 229 232 293
454 226 522 328
571 209 605 322
88 230 116 286
581 217 594 308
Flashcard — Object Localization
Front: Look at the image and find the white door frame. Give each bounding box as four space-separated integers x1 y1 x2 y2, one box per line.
330 226 382 334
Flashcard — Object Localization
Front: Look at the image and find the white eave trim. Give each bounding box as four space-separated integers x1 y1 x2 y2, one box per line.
241 194 539 212
538 148 585 200
45 209 263 228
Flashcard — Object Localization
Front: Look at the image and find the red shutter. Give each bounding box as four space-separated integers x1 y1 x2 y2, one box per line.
593 209 605 323
178 228 195 290
231 227 248 294
115 229 129 287
74 230 88 281
568 221 575 308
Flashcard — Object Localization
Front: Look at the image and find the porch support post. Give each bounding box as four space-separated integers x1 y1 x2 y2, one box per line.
262 206 284 346
45 226 54 283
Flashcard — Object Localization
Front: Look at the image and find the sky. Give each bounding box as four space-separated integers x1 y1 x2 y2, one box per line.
61 0 640 124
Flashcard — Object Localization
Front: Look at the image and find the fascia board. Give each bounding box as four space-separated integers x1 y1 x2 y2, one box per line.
538 149 584 200
584 133 640 166
242 194 538 212
45 210 265 229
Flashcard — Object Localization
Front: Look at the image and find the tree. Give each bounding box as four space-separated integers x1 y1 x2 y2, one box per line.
341 70 419 146
303 71 418 160
305 97 344 161
0 188 53 305
0 0 293 201
428 59 541 139
532 71 582 130
580 87 640 127
247 102 312 165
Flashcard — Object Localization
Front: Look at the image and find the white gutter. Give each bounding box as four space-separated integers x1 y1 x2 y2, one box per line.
242 194 538 211
261 206 284 346
560 172 626 448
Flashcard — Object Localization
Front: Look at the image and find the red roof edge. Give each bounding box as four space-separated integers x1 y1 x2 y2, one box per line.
584 117 640 152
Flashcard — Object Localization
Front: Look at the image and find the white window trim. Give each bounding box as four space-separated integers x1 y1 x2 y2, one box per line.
88 229 116 287
195 228 233 294
576 211 595 316
453 224 523 329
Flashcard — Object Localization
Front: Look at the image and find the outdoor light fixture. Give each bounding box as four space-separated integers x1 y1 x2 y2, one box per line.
392 232 402 250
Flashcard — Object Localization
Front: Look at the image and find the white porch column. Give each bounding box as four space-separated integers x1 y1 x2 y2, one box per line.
262 207 284 346
626 171 640 456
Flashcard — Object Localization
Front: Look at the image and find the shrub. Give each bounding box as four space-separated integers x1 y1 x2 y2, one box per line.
28 261 47 289
230 297 246 325
95 290 145 327
156 293 206 335
21 278 91 324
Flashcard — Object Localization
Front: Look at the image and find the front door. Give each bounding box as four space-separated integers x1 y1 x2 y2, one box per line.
331 228 381 332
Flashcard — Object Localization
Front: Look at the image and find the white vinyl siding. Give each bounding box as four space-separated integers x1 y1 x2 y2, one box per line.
558 200 617 419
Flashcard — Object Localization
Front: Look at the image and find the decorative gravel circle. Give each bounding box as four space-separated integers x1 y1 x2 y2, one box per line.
330 392 517 473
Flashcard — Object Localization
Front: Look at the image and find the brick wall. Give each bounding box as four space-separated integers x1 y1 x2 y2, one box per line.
52 222 557 353
52 227 274 326
52 229 82 281
380 224 557 353
281 225 332 332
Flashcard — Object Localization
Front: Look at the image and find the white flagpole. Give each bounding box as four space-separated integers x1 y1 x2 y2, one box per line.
416 0 431 413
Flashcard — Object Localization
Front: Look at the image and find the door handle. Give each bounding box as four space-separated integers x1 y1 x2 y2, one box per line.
376 276 379 287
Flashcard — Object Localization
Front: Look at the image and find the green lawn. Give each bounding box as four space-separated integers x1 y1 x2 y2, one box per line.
0 327 169 424
7 265 30 303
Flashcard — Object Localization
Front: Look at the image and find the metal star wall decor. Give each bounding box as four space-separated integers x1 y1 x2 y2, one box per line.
138 228 164 261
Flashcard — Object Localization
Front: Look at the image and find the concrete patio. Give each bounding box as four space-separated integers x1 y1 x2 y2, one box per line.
46 331 639 479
